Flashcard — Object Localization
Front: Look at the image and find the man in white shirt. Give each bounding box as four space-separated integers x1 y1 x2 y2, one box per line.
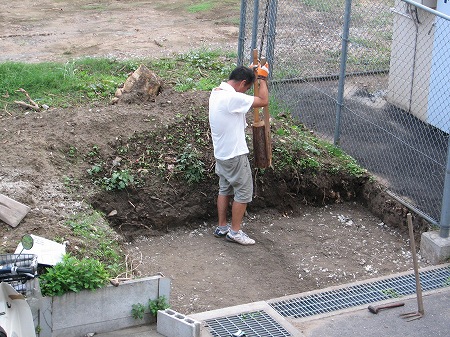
209 64 269 245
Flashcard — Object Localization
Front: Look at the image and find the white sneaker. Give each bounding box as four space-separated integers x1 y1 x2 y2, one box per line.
213 224 230 238
226 230 255 245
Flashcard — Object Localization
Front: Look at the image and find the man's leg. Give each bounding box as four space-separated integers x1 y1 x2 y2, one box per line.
231 201 247 232
227 200 254 245
217 194 230 227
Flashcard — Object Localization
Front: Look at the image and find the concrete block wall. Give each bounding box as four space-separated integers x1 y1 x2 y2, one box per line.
421 231 450 264
36 275 170 337
157 309 201 337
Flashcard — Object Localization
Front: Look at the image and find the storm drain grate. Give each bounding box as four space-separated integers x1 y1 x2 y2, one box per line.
270 266 450 318
205 310 291 337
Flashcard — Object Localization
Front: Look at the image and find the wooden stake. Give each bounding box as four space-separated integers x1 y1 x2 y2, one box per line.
251 49 269 168
260 57 272 168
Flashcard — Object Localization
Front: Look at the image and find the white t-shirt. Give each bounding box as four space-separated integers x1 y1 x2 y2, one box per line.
209 82 254 160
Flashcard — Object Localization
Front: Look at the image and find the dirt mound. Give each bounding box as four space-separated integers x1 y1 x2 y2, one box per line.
0 83 431 315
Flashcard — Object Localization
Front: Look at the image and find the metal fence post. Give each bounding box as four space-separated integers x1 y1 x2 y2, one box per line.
250 0 260 63
334 0 353 146
266 0 278 81
237 0 248 66
439 136 450 238
245 0 450 226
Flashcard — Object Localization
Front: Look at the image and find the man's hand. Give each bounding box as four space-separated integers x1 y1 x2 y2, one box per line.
249 61 270 80
257 62 269 80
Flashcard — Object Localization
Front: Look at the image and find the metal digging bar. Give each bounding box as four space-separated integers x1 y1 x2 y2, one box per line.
400 213 425 321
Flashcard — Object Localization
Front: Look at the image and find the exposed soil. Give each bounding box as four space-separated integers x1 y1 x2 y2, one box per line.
0 0 239 63
0 0 433 315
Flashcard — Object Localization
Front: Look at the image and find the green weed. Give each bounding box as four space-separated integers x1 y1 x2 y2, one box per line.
175 144 205 184
87 163 103 175
131 303 146 320
100 169 135 191
148 296 170 316
381 288 400 298
62 175 83 192
66 146 78 158
86 145 100 158
65 211 124 276
132 296 170 320
39 254 110 296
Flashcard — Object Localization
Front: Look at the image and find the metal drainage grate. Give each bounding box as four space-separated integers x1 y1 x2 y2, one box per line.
205 310 291 337
270 266 450 318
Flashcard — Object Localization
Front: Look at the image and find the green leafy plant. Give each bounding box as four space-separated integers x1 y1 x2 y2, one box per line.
100 169 135 191
87 163 103 175
148 296 170 316
62 175 82 191
381 288 400 298
39 254 110 297
175 144 205 184
131 303 146 320
239 311 262 321
64 211 124 276
67 146 78 158
87 144 100 158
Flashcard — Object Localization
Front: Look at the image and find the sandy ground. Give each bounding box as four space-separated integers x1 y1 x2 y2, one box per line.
0 0 238 63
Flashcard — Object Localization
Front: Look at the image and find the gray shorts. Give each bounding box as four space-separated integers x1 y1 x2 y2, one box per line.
215 155 253 203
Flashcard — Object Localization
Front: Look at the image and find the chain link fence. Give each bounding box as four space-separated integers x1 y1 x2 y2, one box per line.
238 0 450 236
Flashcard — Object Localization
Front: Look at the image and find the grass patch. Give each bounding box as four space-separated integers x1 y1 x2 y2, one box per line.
188 1 215 13
0 50 236 111
300 0 340 12
272 118 367 177
63 210 125 277
0 58 137 109
80 4 108 11
152 0 238 17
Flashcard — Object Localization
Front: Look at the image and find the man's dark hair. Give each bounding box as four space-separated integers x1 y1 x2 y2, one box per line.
229 66 255 84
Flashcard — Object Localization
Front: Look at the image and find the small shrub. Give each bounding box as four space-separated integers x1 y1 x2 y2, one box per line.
148 295 170 316
131 303 146 320
39 255 110 297
131 296 170 320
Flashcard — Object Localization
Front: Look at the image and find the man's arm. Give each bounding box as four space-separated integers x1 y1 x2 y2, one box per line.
251 62 269 108
252 78 269 108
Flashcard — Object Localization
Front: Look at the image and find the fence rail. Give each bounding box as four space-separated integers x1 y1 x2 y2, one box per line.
238 0 450 237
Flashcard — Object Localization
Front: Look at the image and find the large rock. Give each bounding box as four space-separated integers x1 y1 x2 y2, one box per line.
113 65 162 104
